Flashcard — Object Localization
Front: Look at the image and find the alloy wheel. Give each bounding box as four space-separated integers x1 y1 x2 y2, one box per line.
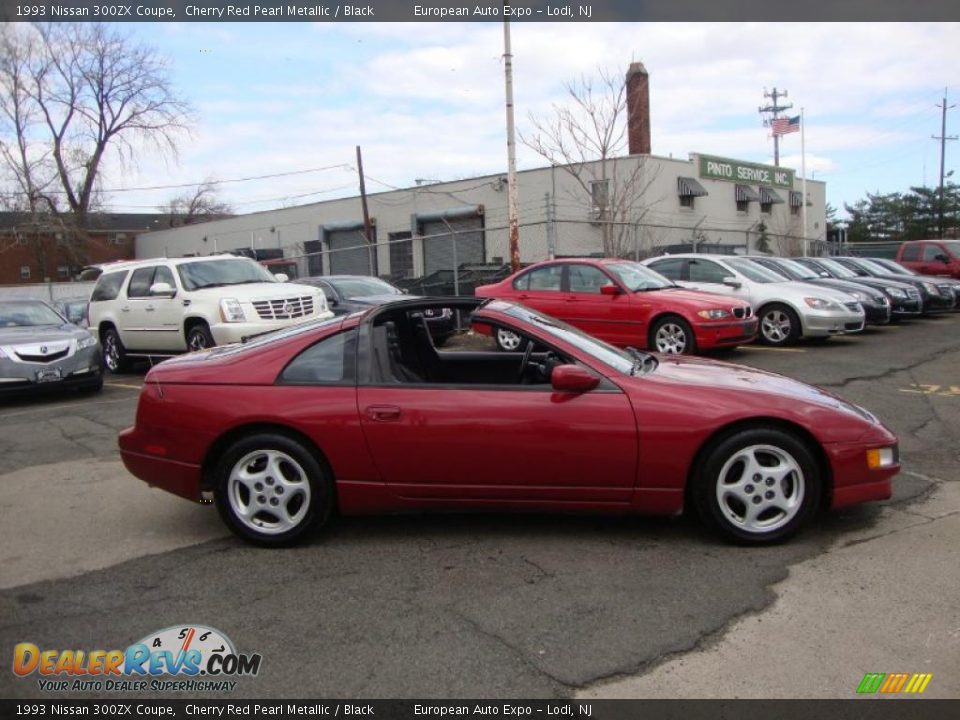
714 444 805 535
654 323 688 354
761 310 792 343
227 449 312 536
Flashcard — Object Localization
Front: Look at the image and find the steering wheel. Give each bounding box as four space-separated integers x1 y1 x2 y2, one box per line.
535 351 562 382
518 340 535 382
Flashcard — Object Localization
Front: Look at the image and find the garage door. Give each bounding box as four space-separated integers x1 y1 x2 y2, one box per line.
421 216 484 275
328 227 377 276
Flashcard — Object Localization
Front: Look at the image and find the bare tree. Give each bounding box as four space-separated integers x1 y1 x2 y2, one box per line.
0 22 192 266
522 66 660 257
160 180 233 227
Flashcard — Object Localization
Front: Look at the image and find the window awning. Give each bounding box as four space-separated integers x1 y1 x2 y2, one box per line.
735 185 759 202
759 186 785 204
677 177 709 197
789 190 809 207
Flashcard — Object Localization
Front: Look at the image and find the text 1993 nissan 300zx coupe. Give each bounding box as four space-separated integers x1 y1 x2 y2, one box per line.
119 298 899 546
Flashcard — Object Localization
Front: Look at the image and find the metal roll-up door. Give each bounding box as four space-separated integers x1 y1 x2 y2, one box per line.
421 215 485 275
326 226 377 276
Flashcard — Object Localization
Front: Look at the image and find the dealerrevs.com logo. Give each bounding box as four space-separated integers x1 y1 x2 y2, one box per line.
12 625 262 693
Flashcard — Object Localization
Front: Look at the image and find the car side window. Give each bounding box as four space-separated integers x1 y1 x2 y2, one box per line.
153 265 177 289
648 258 684 280
901 244 920 261
127 267 157 298
90 270 129 302
279 329 357 385
688 259 730 283
523 266 563 292
568 265 613 293
922 244 944 262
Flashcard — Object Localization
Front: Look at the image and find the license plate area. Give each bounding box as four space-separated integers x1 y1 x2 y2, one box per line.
35 367 63 383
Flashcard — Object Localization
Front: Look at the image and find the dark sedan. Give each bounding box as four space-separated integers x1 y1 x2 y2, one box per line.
0 300 103 395
833 257 955 314
866 257 960 309
296 275 456 344
794 257 923 320
747 256 891 325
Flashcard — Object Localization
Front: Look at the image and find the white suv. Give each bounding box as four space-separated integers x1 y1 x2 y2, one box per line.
88 256 332 372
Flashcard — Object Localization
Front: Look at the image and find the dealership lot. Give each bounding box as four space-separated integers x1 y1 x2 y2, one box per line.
1 316 958 698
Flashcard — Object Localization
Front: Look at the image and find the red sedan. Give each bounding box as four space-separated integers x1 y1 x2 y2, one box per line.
475 258 758 354
119 298 898 547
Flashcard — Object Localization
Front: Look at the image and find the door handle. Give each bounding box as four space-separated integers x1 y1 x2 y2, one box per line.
517 294 529 300
120 307 130 313
145 306 155 312
565 296 579 302
366 405 401 421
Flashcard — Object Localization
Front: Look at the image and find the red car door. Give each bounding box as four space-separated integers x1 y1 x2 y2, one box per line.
563 263 638 346
508 264 567 319
358 384 637 502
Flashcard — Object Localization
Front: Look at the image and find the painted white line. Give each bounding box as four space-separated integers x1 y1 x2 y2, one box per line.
105 382 144 390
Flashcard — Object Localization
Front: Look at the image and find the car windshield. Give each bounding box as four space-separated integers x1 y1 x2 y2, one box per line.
606 262 677 291
816 258 858 278
774 258 820 280
725 258 784 283
874 259 915 275
0 301 65 327
177 258 277 291
943 241 960 257
854 258 893 275
329 277 402 297
502 304 642 375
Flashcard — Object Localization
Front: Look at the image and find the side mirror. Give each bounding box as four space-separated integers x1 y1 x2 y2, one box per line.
274 273 289 282
149 282 176 298
722 276 742 289
324 293 338 307
600 284 622 296
551 364 601 394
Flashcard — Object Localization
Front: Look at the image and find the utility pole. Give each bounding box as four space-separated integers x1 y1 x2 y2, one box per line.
758 88 793 166
545 192 556 259
356 145 375 274
502 1 521 273
932 89 957 239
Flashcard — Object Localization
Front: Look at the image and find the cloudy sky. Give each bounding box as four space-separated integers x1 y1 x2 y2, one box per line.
103 22 959 220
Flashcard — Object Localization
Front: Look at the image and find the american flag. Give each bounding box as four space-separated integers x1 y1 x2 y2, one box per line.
771 115 801 136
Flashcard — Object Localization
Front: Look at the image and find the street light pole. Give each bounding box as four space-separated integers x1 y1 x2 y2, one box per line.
502 1 521 273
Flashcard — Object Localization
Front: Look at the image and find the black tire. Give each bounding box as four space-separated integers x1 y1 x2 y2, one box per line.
213 433 333 546
101 327 131 373
692 427 822 545
758 303 801 346
649 315 697 355
186 322 216 352
80 377 104 394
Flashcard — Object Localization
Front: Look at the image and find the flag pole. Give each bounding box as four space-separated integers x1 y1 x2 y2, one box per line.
800 107 808 256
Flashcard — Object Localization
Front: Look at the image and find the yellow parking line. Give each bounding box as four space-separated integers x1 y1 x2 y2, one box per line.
105 382 143 390
737 345 807 353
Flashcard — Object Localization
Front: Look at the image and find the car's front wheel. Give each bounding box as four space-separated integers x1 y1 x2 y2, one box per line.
650 316 696 354
693 428 821 544
214 433 334 546
186 322 216 352
102 327 131 373
758 304 801 345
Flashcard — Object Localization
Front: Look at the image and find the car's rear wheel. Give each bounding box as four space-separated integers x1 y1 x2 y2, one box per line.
693 428 821 544
495 328 522 352
102 327 131 373
650 316 696 354
214 433 333 546
758 304 801 345
186 322 216 352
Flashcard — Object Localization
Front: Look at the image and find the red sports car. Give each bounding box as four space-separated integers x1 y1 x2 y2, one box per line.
474 258 758 354
119 298 898 547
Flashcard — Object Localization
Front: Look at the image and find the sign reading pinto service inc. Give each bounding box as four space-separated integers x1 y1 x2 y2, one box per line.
697 154 795 189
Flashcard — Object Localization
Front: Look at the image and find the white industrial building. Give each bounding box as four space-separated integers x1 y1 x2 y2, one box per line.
136 63 826 282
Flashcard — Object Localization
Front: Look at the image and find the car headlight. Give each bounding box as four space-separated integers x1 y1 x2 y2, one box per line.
885 287 906 298
849 291 867 302
219 298 246 323
921 282 937 295
866 447 897 469
77 335 97 350
804 297 837 310
697 308 732 320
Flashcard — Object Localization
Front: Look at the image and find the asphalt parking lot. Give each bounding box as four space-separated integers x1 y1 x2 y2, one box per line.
1 316 958 699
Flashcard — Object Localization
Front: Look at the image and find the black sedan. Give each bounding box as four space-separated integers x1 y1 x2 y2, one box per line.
296 275 456 345
833 257 955 314
866 257 960 309
794 257 923 320
0 299 103 396
747 256 891 325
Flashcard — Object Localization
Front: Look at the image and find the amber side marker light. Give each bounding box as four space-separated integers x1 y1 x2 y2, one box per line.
866 447 896 469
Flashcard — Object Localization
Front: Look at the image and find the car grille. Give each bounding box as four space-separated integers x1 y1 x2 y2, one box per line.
937 284 953 295
16 348 69 363
251 296 315 320
844 302 861 312
906 288 920 300
733 305 752 319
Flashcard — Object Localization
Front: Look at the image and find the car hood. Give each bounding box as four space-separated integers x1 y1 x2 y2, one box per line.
774 281 858 302
344 293 407 306
187 282 321 301
644 287 750 310
0 324 92 346
640 353 880 426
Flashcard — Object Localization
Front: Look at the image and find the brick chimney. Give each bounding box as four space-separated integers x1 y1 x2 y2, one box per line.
626 62 651 155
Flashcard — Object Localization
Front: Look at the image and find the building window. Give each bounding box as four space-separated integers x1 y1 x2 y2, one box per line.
790 204 800 216
736 200 749 213
20 265 31 280
590 179 610 216
679 195 694 209
388 231 414 278
17 234 28 245
58 265 70 278
760 202 772 215
111 232 128 245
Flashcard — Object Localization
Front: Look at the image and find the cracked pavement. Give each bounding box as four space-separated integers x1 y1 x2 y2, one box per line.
1 316 958 698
